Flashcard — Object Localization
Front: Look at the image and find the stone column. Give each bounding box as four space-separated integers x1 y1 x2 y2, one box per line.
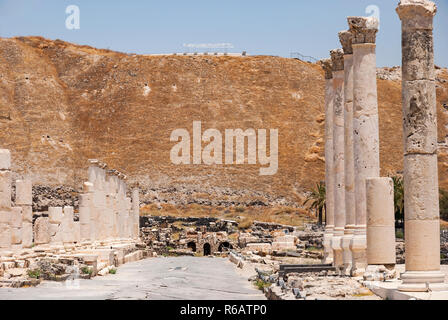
320 58 335 264
88 159 100 242
132 188 140 240
62 206 75 244
105 171 116 240
348 16 380 277
16 179 33 248
80 182 93 243
339 30 356 276
330 48 345 272
396 0 447 291
98 162 108 241
48 207 63 245
10 207 22 249
126 196 132 239
0 149 11 250
365 177 396 279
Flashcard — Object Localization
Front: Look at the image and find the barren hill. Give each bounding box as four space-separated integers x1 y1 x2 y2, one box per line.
1 36 448 209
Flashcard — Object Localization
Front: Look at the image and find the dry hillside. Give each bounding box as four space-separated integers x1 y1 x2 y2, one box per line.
0 36 448 209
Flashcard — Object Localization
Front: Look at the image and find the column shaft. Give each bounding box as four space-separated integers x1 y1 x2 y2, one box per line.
396 0 447 292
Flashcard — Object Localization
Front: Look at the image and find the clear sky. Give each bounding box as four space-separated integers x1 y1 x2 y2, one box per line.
0 0 447 67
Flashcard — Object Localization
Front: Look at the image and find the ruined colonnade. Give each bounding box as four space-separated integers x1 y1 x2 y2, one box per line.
321 0 447 291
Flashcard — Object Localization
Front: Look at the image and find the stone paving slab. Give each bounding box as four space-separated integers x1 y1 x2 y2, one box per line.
0 257 265 300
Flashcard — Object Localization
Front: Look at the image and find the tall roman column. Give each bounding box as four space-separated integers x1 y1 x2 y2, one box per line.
396 0 448 291
348 16 380 277
320 58 335 264
339 30 355 276
330 48 345 272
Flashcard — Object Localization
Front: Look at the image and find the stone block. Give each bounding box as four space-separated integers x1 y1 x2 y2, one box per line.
74 221 81 243
48 207 63 224
15 179 32 206
22 222 33 248
0 223 11 248
11 227 22 245
0 209 11 224
34 217 50 245
10 207 22 228
0 170 11 209
22 206 32 223
0 149 11 170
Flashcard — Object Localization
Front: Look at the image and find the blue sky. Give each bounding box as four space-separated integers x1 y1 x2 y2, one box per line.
0 0 447 67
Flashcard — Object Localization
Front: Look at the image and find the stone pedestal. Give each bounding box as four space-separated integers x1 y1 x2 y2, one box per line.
321 59 335 264
339 30 356 276
396 0 447 292
348 16 380 277
330 49 345 272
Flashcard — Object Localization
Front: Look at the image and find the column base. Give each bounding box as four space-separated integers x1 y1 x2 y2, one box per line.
322 231 334 264
398 271 448 292
331 235 343 272
341 233 354 276
350 234 367 277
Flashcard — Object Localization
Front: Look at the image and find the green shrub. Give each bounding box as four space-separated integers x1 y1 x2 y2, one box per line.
254 279 271 291
27 269 41 279
109 268 117 274
396 229 404 239
81 266 93 275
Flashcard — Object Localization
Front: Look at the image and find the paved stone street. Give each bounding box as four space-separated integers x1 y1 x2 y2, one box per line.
0 257 265 300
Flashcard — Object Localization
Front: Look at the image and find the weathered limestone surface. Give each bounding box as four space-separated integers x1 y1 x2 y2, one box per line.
321 58 335 265
0 150 11 249
348 16 380 277
366 178 396 265
132 189 140 239
34 217 50 245
396 0 447 292
339 30 355 276
16 179 32 248
330 49 345 271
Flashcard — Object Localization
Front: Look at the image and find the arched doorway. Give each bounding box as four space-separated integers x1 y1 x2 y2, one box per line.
187 241 196 252
218 241 232 252
203 243 211 256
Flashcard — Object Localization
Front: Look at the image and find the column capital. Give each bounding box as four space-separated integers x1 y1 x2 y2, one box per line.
319 59 333 79
99 162 107 169
396 0 436 29
338 30 353 55
348 17 378 45
330 49 344 72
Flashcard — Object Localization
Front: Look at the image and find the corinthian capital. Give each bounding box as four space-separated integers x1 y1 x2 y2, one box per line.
348 16 379 45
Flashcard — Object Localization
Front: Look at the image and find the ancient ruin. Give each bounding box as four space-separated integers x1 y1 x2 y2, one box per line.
0 0 447 301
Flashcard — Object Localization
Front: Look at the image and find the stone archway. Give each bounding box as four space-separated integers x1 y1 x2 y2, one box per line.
187 241 197 252
218 241 232 252
203 243 211 256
